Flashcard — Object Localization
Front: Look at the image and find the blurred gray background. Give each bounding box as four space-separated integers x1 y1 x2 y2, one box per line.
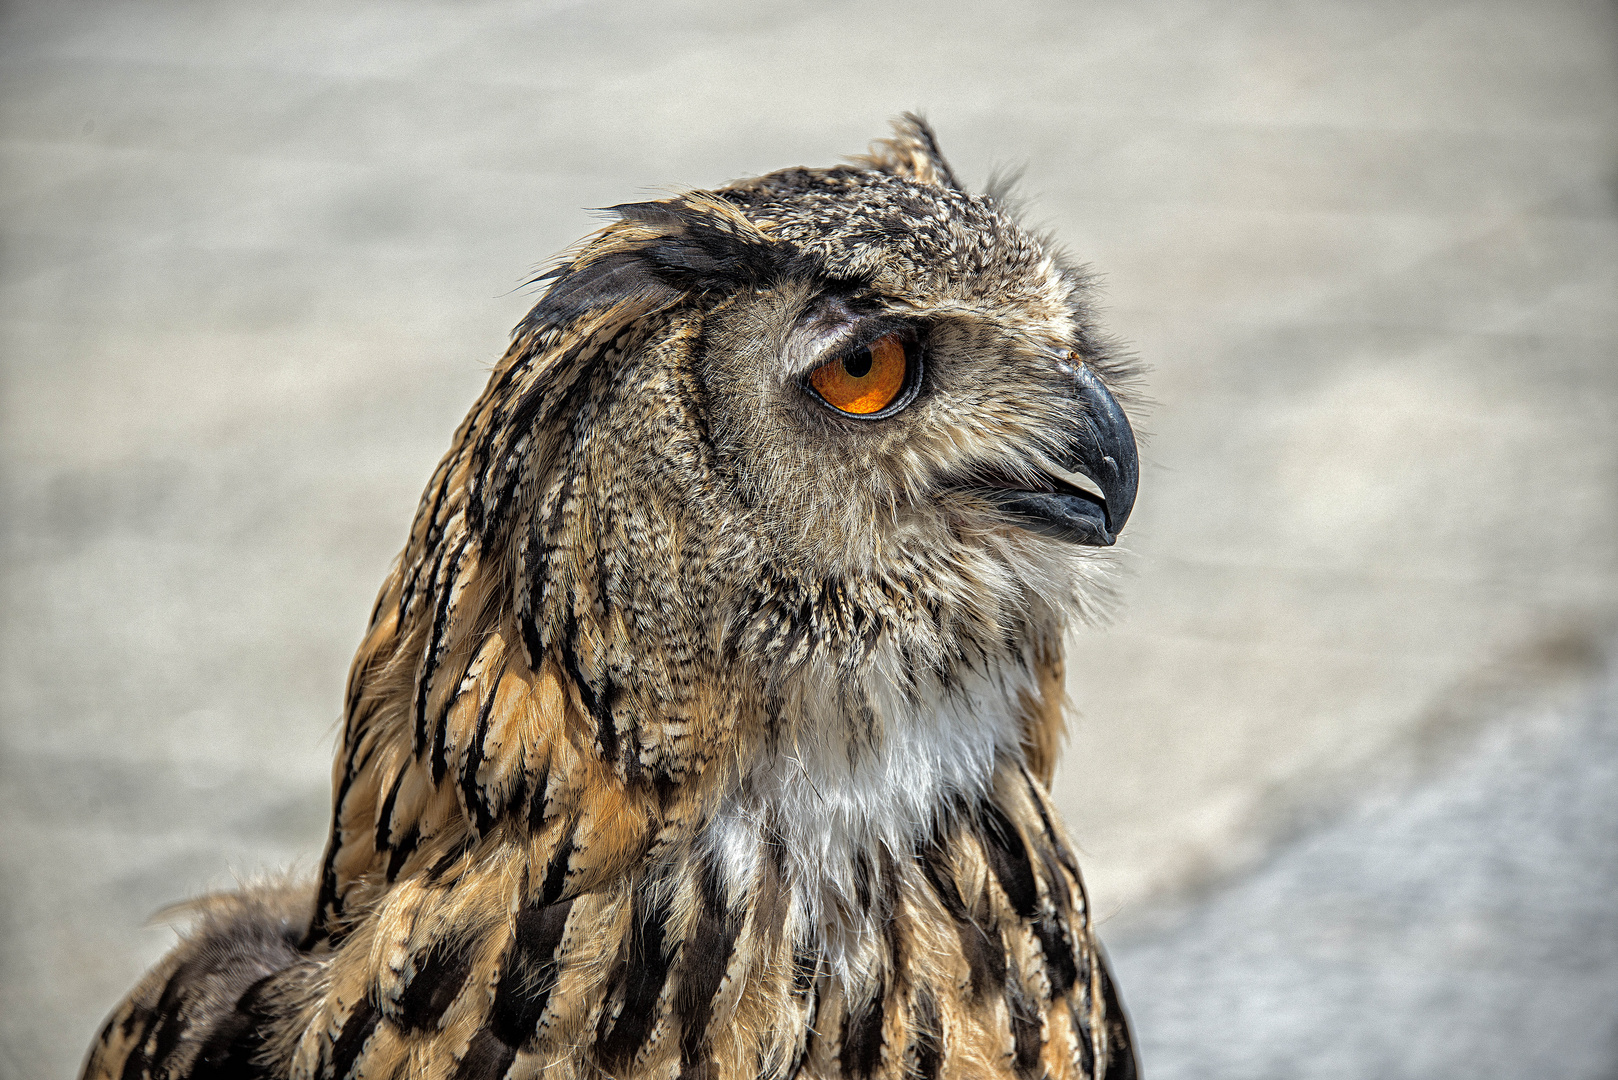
2 1 1615 1077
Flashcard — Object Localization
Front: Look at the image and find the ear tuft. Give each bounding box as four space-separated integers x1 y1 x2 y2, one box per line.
517 194 828 342
852 112 963 191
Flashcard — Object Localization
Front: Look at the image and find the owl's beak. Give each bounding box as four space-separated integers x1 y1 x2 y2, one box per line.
991 365 1138 546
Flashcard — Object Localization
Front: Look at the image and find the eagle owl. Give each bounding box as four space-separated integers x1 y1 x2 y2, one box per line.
83 117 1141 1080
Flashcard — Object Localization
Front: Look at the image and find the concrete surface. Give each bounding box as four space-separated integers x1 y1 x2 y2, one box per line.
1110 647 1618 1080
1 1 1615 1076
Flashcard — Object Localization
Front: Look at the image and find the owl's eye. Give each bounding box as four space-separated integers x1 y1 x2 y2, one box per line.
807 333 914 418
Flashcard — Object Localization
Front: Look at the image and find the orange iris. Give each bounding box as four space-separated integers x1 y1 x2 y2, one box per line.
809 334 907 415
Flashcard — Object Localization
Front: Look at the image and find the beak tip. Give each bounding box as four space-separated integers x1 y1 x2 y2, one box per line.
1068 365 1139 542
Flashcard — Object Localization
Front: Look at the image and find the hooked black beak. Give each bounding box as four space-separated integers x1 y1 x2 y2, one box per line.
991 364 1139 546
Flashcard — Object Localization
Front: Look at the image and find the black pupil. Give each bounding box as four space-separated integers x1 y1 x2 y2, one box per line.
842 349 873 378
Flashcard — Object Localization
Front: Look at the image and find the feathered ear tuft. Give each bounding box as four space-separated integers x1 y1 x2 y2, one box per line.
518 193 828 342
852 112 962 191
609 193 822 291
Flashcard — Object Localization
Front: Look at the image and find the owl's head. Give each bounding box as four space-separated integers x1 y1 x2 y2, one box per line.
447 117 1135 734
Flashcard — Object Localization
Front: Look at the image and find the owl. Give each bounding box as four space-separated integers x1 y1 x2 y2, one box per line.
82 116 1140 1080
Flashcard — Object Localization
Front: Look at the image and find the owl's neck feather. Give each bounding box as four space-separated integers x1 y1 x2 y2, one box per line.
702 640 1039 974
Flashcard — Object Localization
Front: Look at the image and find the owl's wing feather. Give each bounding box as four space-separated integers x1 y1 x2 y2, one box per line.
79 883 308 1080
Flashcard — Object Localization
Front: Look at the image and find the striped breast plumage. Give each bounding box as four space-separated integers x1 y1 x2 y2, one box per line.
83 116 1141 1080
